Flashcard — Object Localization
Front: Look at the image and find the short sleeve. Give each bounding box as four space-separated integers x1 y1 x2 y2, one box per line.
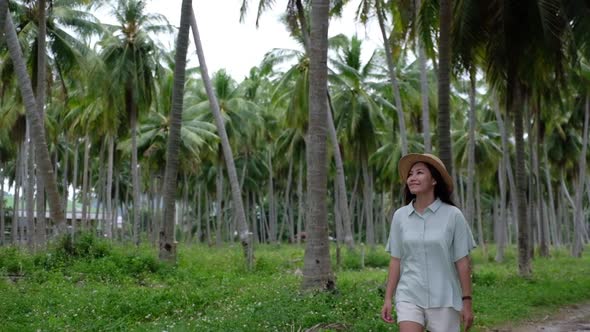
452 210 477 262
385 211 403 258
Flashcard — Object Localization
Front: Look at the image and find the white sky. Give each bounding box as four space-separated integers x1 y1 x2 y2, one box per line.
144 0 381 80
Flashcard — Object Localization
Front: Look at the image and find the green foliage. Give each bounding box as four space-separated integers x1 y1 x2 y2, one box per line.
0 244 589 331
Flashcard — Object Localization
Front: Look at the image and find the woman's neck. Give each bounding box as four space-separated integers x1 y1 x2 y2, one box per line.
413 192 436 214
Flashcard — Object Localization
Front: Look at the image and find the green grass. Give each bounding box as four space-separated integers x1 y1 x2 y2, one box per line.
0 237 589 331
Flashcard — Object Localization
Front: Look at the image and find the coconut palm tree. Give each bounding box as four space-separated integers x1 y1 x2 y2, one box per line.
300 0 334 291
158 0 193 262
453 0 577 276
189 7 254 267
2 6 65 232
99 0 170 245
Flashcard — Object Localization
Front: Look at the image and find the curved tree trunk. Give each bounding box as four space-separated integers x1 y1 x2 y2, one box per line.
437 0 453 175
302 0 334 291
159 0 192 262
190 8 253 268
3 10 65 231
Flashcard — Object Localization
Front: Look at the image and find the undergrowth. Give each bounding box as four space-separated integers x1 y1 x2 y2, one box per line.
0 236 588 331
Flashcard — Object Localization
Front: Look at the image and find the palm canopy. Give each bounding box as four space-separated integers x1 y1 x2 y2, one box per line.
8 0 103 74
99 0 171 117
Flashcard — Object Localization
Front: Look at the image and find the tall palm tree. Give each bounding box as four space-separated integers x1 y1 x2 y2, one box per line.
301 0 334 291
100 0 170 245
453 0 576 276
189 7 254 267
159 0 192 262
2 5 65 231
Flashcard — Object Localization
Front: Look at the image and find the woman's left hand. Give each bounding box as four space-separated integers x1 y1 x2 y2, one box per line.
460 300 474 331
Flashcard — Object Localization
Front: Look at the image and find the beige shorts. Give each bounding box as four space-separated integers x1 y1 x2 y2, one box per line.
396 301 460 332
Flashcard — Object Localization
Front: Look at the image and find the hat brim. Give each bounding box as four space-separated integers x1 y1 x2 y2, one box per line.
398 154 454 194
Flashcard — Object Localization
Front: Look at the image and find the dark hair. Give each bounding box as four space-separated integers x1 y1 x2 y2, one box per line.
403 162 455 206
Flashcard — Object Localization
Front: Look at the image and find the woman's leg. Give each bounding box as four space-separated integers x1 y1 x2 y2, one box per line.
399 321 424 332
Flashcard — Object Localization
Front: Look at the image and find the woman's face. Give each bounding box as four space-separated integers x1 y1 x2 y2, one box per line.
406 162 436 196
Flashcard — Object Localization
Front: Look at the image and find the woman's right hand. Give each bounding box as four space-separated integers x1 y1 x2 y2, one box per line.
381 300 395 323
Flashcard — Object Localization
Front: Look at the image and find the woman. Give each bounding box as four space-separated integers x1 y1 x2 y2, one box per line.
381 153 476 332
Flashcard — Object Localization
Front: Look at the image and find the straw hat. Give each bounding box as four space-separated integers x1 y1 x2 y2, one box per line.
398 153 454 194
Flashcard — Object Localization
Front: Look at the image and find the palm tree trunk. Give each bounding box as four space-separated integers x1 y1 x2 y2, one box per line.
61 138 69 230
285 157 295 243
72 140 79 235
3 10 65 231
496 158 507 262
295 2 353 250
13 152 22 244
476 181 487 258
416 0 431 152
267 149 277 243
533 112 549 257
129 96 141 246
190 9 252 266
26 125 35 247
512 82 531 277
215 162 223 246
493 97 519 237
466 70 476 230
572 96 589 257
81 136 90 231
297 157 304 244
326 97 354 249
0 169 5 245
362 156 375 247
543 142 559 247
205 190 212 246
437 0 453 175
302 0 334 291
375 0 408 156
35 0 47 247
105 135 114 239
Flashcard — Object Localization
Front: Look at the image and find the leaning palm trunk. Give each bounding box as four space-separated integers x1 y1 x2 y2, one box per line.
572 96 589 257
375 0 408 156
3 9 65 231
190 8 253 268
302 0 334 291
159 0 191 261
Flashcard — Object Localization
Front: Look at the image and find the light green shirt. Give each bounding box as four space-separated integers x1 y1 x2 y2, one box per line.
385 198 476 311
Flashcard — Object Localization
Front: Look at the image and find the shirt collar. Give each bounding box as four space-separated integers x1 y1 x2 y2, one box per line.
407 198 442 216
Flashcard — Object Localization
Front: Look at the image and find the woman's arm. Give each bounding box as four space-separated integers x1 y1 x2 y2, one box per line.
455 256 474 331
381 257 401 323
